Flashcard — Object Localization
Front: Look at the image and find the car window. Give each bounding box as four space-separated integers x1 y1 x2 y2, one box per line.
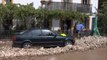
22 30 32 36
31 30 41 36
42 30 55 36
23 30 41 36
19 30 27 35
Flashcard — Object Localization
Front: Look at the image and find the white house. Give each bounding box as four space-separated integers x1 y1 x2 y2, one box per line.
1 0 98 14
1 0 99 31
42 0 99 31
66 0 99 31
68 0 98 14
65 0 99 31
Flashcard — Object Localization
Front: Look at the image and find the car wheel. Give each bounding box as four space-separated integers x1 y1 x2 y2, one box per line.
71 40 75 45
22 42 31 48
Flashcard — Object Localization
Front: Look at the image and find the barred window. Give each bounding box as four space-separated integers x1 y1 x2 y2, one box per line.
82 0 90 5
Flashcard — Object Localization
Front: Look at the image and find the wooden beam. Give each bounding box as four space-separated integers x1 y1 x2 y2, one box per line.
11 0 13 5
2 0 5 6
88 17 90 30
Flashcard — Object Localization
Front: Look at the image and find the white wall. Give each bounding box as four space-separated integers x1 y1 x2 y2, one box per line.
89 0 99 31
90 0 98 13
89 16 93 30
72 0 99 13
0 0 2 4
89 16 96 30
52 19 60 31
72 0 81 3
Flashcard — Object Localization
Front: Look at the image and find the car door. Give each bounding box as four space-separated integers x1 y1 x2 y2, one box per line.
41 30 62 46
29 29 43 45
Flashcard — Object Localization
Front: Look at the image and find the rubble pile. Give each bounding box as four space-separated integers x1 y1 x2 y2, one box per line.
0 36 107 58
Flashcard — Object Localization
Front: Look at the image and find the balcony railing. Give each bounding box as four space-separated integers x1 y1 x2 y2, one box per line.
44 2 92 13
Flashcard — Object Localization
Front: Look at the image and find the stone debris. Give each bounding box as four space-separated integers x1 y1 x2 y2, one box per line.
0 36 107 58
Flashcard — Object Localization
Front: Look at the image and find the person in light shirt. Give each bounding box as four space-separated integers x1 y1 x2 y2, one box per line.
76 22 85 37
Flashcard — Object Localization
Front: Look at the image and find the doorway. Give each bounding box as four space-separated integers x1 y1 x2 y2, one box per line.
61 19 72 33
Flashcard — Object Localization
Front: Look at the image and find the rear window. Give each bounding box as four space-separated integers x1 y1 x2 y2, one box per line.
21 30 42 36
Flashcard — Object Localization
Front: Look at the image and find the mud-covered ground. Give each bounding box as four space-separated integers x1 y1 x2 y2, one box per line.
1 47 106 60
0 36 107 60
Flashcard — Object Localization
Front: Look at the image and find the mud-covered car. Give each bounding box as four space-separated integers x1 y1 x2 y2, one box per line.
12 29 75 48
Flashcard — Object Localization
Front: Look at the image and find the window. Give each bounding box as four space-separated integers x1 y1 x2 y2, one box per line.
82 0 90 5
31 30 41 36
42 30 55 36
6 0 11 4
24 30 41 36
63 0 70 2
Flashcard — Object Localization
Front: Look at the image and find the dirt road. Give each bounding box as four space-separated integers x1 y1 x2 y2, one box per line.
33 47 107 60
1 47 107 60
0 36 107 60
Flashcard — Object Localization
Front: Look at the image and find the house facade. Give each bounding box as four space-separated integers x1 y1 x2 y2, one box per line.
0 0 99 32
41 0 99 31
61 0 98 13
1 0 98 13
65 0 98 31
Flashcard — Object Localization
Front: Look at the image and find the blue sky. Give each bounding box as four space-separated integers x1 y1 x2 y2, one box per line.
0 0 61 9
13 0 41 9
0 0 1 4
14 0 61 9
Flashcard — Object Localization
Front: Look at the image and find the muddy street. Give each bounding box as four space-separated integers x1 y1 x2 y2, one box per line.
1 47 107 60
0 36 107 60
46 47 107 60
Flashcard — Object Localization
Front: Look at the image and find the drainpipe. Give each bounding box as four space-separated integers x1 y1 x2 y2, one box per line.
92 16 100 36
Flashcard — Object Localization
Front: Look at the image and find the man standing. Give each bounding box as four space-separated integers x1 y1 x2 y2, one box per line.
76 23 84 38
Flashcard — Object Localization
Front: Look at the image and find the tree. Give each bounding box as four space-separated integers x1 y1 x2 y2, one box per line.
99 0 106 8
98 1 107 35
0 3 36 30
14 4 36 30
0 4 14 30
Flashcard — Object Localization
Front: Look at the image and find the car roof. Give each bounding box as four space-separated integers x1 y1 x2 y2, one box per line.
27 28 50 31
19 28 51 34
